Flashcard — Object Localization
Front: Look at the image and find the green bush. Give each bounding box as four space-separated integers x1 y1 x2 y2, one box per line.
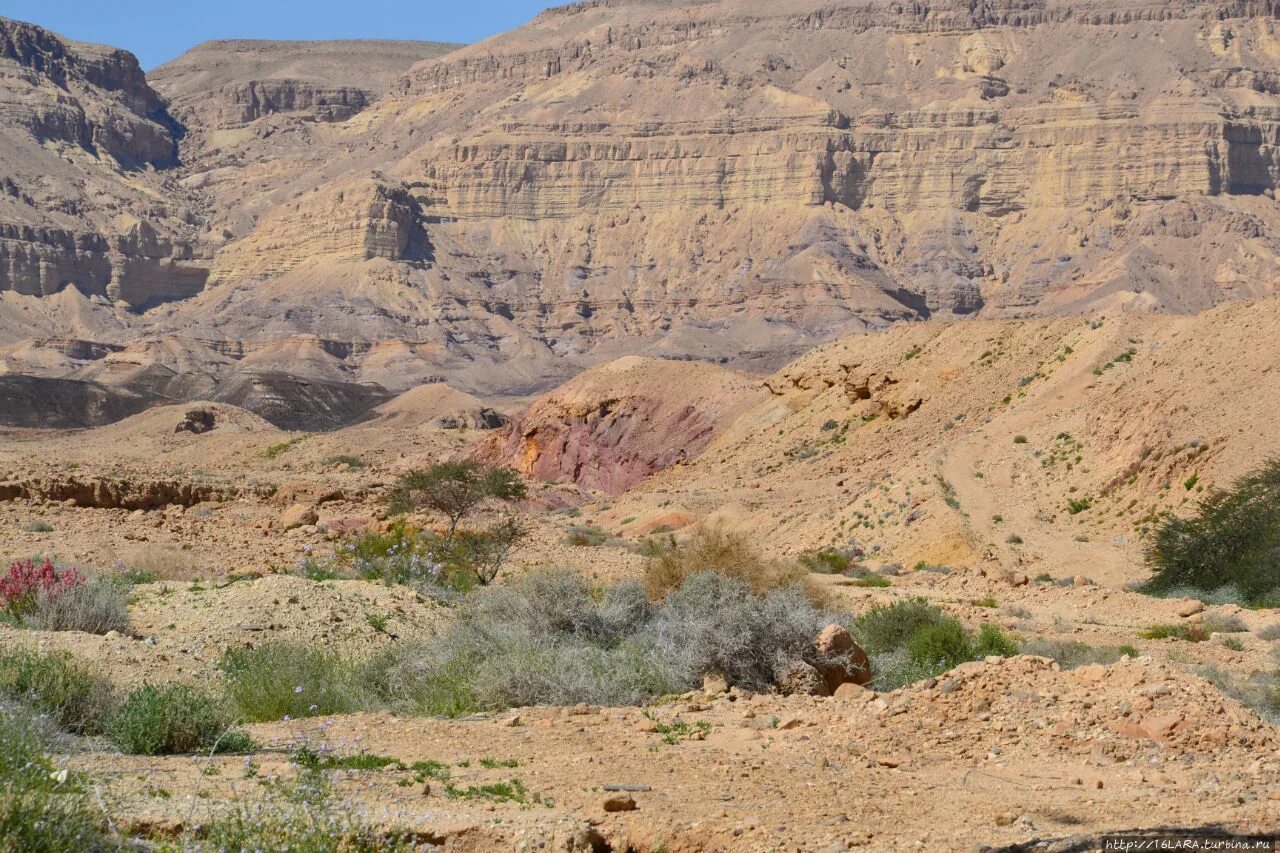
851 598 947 656
0 706 106 852
1140 623 1208 642
0 649 115 734
565 525 609 547
106 683 250 755
908 619 974 669
1143 459 1280 604
851 599 1018 690
221 642 368 722
642 525 820 604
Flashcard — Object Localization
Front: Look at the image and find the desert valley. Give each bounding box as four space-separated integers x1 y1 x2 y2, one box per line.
2 1 1280 851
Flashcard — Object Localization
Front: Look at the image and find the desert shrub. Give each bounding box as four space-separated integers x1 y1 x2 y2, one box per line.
1019 639 1137 668
643 573 838 691
1203 613 1248 634
0 706 107 852
1 559 84 623
1140 623 1208 642
799 548 856 574
0 649 115 734
363 570 842 713
20 577 129 635
23 521 53 533
642 525 817 603
851 599 1018 690
106 683 250 756
851 598 948 655
1196 665 1280 724
1143 459 1280 604
313 522 474 598
1257 623 1280 641
220 642 368 722
565 525 608 547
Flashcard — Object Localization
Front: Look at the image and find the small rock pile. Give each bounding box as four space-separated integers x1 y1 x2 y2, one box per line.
859 655 1279 763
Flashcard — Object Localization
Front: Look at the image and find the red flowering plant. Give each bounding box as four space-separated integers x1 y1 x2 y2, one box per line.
0 558 85 622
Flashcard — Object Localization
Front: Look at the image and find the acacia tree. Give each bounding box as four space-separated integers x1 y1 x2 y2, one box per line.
387 461 528 585
388 461 526 541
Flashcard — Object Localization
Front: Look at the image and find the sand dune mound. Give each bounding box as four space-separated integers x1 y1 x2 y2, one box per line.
362 383 506 430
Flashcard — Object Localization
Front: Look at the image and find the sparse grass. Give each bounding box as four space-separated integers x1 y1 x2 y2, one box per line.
0 648 116 734
1020 639 1138 668
194 765 410 852
0 705 108 852
293 747 402 772
220 642 369 722
565 525 609 547
1140 623 1209 642
263 436 306 458
971 596 998 609
106 683 252 756
1221 636 1245 651
444 778 528 803
478 757 519 769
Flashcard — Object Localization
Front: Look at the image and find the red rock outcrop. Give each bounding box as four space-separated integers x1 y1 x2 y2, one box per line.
470 357 768 494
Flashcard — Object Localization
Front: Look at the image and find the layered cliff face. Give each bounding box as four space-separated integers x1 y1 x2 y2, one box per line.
0 17 209 311
166 0 1280 376
5 2 1280 428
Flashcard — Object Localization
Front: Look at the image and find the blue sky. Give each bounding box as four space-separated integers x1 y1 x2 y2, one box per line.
3 0 556 68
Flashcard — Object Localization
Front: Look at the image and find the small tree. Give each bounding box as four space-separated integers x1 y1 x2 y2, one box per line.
1144 458 1280 602
387 461 528 586
387 461 526 541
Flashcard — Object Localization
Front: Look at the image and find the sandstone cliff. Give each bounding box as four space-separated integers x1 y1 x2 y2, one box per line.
6 3 1280 425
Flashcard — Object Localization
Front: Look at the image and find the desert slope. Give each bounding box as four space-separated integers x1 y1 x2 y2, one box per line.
595 298 1280 585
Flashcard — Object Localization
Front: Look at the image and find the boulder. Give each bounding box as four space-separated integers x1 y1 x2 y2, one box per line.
174 408 216 434
813 623 872 690
775 660 830 697
278 503 319 530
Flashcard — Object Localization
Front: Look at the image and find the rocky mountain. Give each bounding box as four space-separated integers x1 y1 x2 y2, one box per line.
4 2 1280 427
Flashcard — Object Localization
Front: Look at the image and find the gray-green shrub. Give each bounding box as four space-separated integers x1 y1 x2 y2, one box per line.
220 642 369 722
21 577 129 635
106 683 250 755
0 649 115 734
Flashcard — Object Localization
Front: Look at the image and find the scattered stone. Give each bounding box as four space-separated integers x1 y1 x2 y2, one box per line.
1177 600 1205 617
